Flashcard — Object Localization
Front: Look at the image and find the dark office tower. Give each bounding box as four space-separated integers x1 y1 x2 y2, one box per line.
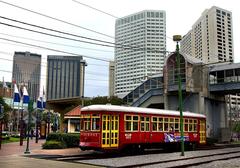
47 56 86 100
12 51 41 102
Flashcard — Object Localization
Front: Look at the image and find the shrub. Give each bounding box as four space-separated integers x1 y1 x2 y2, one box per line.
42 140 66 149
46 133 80 148
2 136 10 140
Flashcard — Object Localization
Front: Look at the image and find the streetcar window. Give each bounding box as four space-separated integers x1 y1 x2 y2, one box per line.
133 116 139 131
126 116 131 120
140 116 150 131
158 123 163 131
164 123 169 131
84 118 91 131
164 118 169 131
125 115 139 131
80 115 84 131
193 120 197 131
152 122 157 131
92 114 100 131
125 115 132 131
152 117 158 131
80 114 91 131
141 122 145 131
184 119 188 132
80 114 100 131
182 118 198 132
152 117 164 132
175 118 179 132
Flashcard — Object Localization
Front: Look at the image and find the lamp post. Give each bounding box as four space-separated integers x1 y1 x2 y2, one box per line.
173 35 184 156
35 109 40 143
25 100 33 154
19 107 24 146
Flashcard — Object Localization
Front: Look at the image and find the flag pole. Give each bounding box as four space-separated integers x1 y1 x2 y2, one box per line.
20 95 24 146
16 100 20 134
35 108 38 143
11 80 16 134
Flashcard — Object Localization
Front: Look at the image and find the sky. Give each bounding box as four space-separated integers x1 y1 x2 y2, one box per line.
0 0 239 97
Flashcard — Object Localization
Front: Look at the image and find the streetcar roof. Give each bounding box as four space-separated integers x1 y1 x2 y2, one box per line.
81 105 206 118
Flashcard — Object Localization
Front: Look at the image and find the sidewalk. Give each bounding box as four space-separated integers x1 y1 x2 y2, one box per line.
0 139 100 168
0 139 45 156
0 139 81 156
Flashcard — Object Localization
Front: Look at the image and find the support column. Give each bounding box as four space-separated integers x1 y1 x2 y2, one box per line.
68 119 71 133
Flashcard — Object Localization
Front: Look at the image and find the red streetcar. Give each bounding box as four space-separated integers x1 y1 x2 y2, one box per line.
79 105 206 151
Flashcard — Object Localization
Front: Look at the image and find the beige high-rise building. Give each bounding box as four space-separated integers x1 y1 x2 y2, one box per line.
115 10 166 97
109 61 115 97
181 6 234 64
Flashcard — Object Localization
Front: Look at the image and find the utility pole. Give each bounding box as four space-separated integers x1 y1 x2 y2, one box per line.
173 35 184 156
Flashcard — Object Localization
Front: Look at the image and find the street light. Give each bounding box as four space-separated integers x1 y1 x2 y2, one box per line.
25 100 33 154
173 35 184 156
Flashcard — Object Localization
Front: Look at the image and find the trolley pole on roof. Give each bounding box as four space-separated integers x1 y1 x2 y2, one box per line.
173 35 184 156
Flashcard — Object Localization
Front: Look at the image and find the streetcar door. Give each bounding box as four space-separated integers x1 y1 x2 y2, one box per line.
199 119 206 144
101 115 119 148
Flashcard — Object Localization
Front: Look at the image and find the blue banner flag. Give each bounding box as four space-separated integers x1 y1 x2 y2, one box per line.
13 84 20 103
37 87 46 109
22 86 30 104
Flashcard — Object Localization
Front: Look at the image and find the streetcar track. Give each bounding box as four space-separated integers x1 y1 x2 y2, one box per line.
40 144 237 162
25 145 240 168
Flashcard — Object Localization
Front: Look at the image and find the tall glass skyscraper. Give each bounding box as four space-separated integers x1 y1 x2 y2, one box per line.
12 51 41 102
47 55 86 100
115 10 166 97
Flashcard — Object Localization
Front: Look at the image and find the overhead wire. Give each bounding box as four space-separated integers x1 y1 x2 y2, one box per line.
0 21 115 48
0 70 108 89
0 16 168 53
0 32 113 53
0 68 108 82
0 37 110 62
72 0 118 19
0 56 109 77
0 16 115 46
72 0 174 41
0 0 114 39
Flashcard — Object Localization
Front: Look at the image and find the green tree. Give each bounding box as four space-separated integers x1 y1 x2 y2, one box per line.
84 96 125 106
233 121 240 133
0 97 11 125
